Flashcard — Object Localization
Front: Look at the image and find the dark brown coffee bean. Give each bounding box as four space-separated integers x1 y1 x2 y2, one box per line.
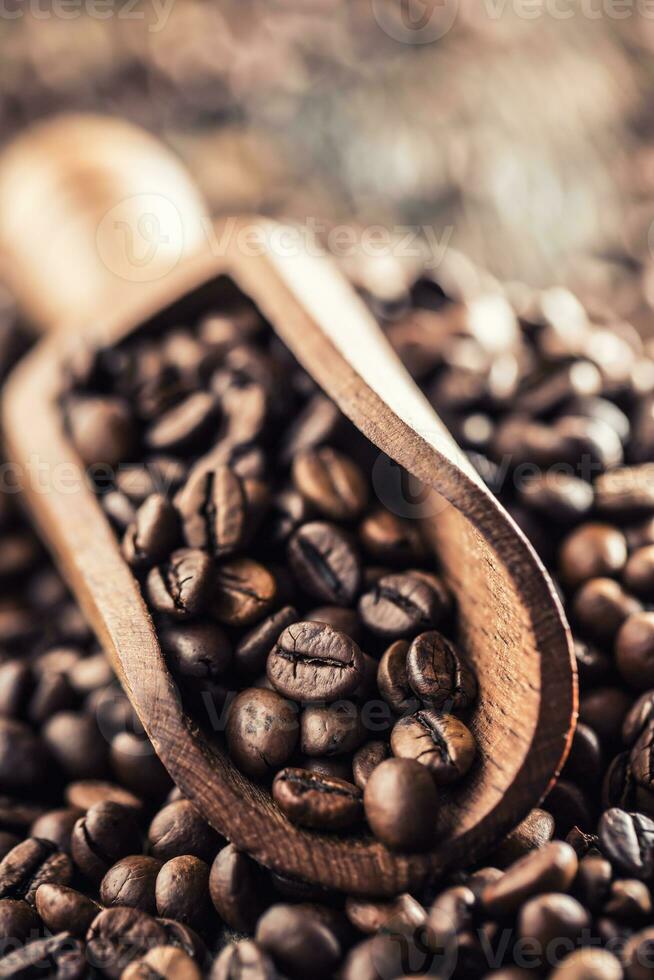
42 711 108 780
306 606 362 642
300 703 365 757
574 638 611 686
31 808 82 855
562 723 603 785
595 463 654 518
122 494 179 571
376 640 417 716
580 688 632 746
161 621 231 683
256 903 341 979
28 671 76 726
292 447 368 521
406 631 477 711
214 558 276 627
209 844 269 933
363 757 439 851
300 756 353 781
264 489 308 547
624 691 654 746
573 854 612 912
226 688 298 779
352 741 390 790
86 906 168 980
100 855 161 912
544 779 593 836
146 548 212 619
211 939 277 980
157 918 207 964
631 722 654 792
35 883 101 937
0 897 40 943
148 799 221 863
617 613 654 690
345 892 425 935
624 545 654 599
272 768 362 831
0 932 85 980
235 606 299 675
0 661 31 718
0 835 20 863
517 892 589 948
358 573 444 638
65 779 142 812
391 710 476 783
622 927 654 980
559 523 628 588
155 855 211 930
550 948 622 979
0 837 72 906
519 472 594 522
0 719 49 791
287 522 361 606
481 842 578 917
71 801 141 883
359 509 426 565
599 808 654 880
110 732 172 799
604 878 653 922
146 391 217 452
280 393 341 464
177 465 265 558
427 883 476 950
67 395 136 467
123 945 202 980
573 578 642 642
267 622 364 703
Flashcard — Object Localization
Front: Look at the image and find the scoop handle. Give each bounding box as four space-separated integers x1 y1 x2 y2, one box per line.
0 114 209 333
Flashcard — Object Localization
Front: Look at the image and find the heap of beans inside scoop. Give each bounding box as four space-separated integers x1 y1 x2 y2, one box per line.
62 304 481 853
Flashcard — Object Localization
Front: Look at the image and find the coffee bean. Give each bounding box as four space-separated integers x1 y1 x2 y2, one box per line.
405 631 477 711
146 548 212 619
148 799 221 863
30 808 81 855
146 391 217 452
209 844 269 933
177 465 265 558
363 758 439 851
580 688 632 746
155 855 211 931
481 842 578 917
0 837 72 908
0 661 31 718
123 945 202 980
0 719 49 791
517 892 589 949
376 640 417 716
263 489 308 547
273 768 362 830
598 808 654 880
110 732 172 799
157 918 207 965
100 855 161 913
287 522 361 605
595 463 654 518
559 523 628 588
86 906 168 980
563 723 603 786
352 741 391 790
572 577 641 641
235 606 298 676
161 621 232 683
300 756 353 781
67 395 136 467
214 558 276 627
256 903 341 979
300 702 365 757
624 545 654 598
604 878 653 922
292 447 368 521
0 932 85 980
631 722 654 792
65 779 142 812
391 710 476 783
226 688 298 779
616 613 654 690
573 854 612 912
42 711 108 780
0 898 40 943
359 509 426 565
622 927 654 980
210 940 277 980
519 472 594 522
306 606 362 642
71 801 141 883
122 494 179 571
267 622 364 702
624 691 654 745
280 393 341 465
358 573 444 638
345 892 426 935
35 883 101 937
549 948 623 980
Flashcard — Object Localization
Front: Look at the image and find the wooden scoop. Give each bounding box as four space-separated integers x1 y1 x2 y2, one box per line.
0 116 576 897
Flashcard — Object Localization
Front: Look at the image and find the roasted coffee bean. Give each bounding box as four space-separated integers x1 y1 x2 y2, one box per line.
427 883 476 952
563 722 603 785
100 855 161 912
489 808 556 868
211 939 277 980
214 558 276 627
391 710 476 783
481 842 578 917
235 606 299 675
292 447 368 521
267 622 364 702
146 391 217 452
0 661 31 718
264 489 308 547
280 392 341 465
624 545 654 598
0 932 85 980
123 945 202 980
28 671 76 725
519 472 594 522
345 892 426 935
146 548 212 619
177 465 266 558
0 837 72 907
616 612 654 690
352 740 391 790
604 878 653 922
209 844 269 933
572 577 641 641
148 799 221 863
65 779 142 812
86 906 168 980
306 606 362 641
622 927 654 980
580 688 632 746
376 640 418 716
31 808 82 855
226 688 298 779
573 854 612 912
71 801 141 883
42 711 108 780
598 808 654 880
631 722 654 791
157 918 207 964
549 948 623 980
0 898 40 943
0 718 49 791
595 463 654 517
517 892 589 949
363 758 439 851
359 509 425 565
300 756 353 781
67 394 136 467
300 702 365 757
256 903 341 980
155 855 211 930
161 620 232 682
272 768 362 831
35 883 101 937
406 631 477 711
543 779 593 836
559 523 628 588
287 522 361 606
358 573 444 638
624 691 654 745
110 732 172 799
122 494 179 571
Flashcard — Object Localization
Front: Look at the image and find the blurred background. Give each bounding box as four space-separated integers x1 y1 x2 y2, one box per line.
2 0 654 319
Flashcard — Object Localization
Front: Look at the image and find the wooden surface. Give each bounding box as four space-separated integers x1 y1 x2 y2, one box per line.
0 124 576 896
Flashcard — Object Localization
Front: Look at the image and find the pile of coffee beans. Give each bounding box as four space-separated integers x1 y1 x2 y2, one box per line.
61 299 480 852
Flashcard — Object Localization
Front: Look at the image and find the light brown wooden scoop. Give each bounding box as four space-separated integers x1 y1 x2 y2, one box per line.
0 116 576 897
